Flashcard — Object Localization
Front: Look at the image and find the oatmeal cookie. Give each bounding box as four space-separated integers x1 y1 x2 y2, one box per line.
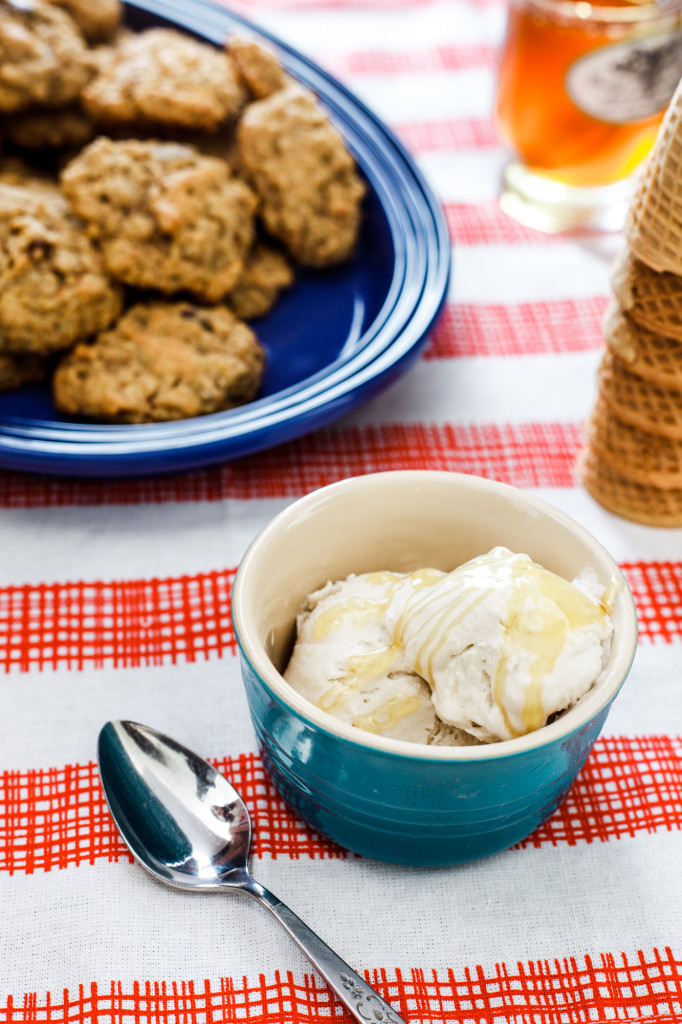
0 184 123 353
227 36 287 100
228 241 294 319
61 137 258 302
53 300 265 422
3 102 94 149
82 28 246 132
0 350 46 390
45 0 121 43
0 0 91 113
237 84 365 266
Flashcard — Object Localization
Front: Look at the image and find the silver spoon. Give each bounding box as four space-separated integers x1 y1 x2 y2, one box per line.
97 720 407 1024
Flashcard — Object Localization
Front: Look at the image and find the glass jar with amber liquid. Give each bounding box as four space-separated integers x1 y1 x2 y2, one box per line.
495 0 682 231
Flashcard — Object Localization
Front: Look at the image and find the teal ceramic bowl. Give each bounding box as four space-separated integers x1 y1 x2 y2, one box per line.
231 471 638 865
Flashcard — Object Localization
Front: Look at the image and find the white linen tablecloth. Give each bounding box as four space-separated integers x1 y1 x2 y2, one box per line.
1 0 681 1021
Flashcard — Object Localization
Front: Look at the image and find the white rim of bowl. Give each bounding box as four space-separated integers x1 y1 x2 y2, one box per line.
233 471 639 762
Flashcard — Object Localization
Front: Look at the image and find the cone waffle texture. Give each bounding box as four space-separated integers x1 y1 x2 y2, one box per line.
578 446 682 527
581 83 682 525
611 246 682 340
586 396 682 490
597 349 682 440
603 301 682 389
625 78 682 274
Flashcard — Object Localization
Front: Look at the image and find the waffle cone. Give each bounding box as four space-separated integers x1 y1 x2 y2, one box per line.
625 79 682 273
578 446 682 526
586 396 682 489
597 348 682 439
611 246 682 341
602 301 682 389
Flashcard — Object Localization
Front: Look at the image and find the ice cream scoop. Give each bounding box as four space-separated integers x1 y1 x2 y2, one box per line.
385 547 616 741
283 571 475 745
284 547 617 745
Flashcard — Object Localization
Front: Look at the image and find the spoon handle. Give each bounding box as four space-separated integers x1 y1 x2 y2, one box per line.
246 881 408 1024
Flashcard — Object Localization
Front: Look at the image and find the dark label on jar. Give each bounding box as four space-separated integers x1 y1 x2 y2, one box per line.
565 29 682 123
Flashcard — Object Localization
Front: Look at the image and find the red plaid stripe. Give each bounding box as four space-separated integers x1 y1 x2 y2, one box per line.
2 950 682 1024
524 735 682 848
2 737 682 874
622 562 682 644
394 117 498 152
445 203 553 245
0 571 236 672
324 44 497 75
0 753 336 875
0 560 678 674
442 204 610 246
426 299 609 357
0 421 587 508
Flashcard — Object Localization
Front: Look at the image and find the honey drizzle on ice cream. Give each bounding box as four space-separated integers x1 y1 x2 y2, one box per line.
312 573 400 640
393 549 613 737
486 553 612 735
311 550 615 738
313 569 442 732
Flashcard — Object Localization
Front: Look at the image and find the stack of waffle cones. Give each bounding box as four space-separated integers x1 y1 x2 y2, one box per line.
579 84 682 527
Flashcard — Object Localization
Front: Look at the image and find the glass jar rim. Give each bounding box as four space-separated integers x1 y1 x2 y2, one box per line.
518 0 682 24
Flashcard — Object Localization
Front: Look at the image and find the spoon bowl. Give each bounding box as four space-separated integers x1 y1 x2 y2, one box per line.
98 720 407 1024
98 721 252 888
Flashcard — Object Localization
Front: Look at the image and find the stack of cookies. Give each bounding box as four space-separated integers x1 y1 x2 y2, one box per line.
578 80 682 528
0 0 365 423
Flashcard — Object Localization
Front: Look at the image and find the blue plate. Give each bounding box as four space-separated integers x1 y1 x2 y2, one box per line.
0 0 450 477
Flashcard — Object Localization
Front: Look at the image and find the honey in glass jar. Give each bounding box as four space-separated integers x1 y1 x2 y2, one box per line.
495 0 682 230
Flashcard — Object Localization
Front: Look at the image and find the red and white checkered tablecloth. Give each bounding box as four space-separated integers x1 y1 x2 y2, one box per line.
1 1 682 1022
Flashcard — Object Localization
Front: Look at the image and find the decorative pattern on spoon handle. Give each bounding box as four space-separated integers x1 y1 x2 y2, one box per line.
337 972 405 1023
252 890 408 1024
